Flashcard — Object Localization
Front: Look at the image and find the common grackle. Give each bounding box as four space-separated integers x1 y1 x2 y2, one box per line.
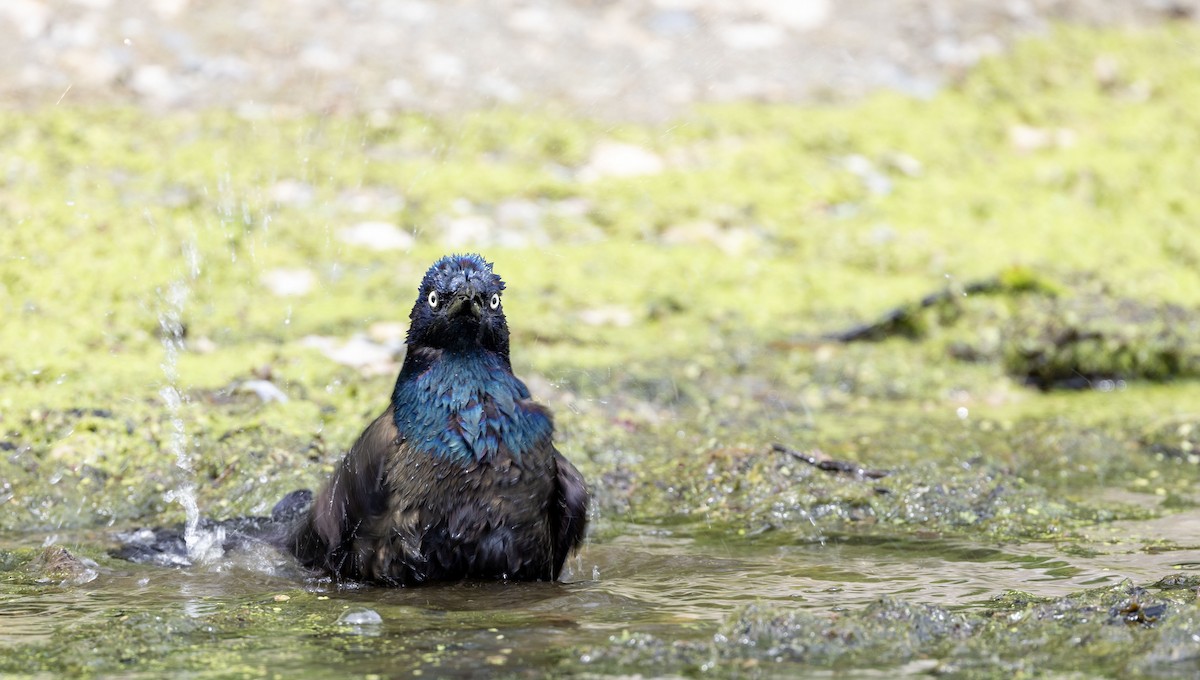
118 254 589 586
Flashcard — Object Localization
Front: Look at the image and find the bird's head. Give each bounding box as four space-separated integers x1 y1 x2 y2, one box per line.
407 253 509 356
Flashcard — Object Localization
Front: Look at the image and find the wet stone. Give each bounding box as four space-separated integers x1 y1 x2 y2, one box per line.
26 546 99 586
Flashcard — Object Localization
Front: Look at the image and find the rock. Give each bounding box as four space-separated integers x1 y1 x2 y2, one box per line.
299 44 348 73
717 22 785 50
300 334 398 375
647 10 699 36
440 214 495 248
477 73 523 104
578 305 636 327
62 48 124 87
580 142 665 181
507 7 555 37
261 268 316 297
268 180 315 207
551 197 592 218
883 152 923 177
747 0 831 31
338 221 415 251
384 77 416 103
28 546 99 586
129 64 177 103
336 188 405 214
661 221 760 255
843 154 893 196
367 321 408 346
421 52 464 84
0 0 50 39
237 379 288 404
1009 125 1077 152
491 199 550 244
150 0 190 19
190 335 218 354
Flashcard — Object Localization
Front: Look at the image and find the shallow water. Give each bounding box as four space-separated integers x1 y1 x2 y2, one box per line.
4 509 1199 677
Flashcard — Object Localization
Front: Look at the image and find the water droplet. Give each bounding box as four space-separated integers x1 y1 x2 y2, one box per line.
337 608 383 626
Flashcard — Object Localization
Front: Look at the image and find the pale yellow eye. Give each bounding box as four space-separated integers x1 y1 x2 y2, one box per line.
428 291 439 308
490 293 500 309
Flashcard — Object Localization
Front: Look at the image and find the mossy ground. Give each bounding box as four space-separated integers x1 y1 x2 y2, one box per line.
3 24 1200 677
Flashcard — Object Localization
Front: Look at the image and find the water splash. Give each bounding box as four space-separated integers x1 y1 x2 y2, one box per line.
157 242 224 563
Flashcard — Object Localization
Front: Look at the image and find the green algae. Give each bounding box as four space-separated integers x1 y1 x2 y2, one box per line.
2 22 1200 678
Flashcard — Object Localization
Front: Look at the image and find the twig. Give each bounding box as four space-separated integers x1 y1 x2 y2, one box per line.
771 443 890 483
825 275 1048 343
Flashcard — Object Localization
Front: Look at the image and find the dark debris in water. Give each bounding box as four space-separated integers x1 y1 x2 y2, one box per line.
824 269 1200 391
1112 595 1169 627
827 267 1058 343
771 443 890 485
1007 295 1200 391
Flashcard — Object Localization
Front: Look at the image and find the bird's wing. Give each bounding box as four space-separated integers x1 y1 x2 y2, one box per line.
311 407 399 550
550 446 589 577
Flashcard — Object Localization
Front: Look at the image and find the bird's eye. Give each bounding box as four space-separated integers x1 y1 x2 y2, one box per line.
490 293 500 309
428 291 439 308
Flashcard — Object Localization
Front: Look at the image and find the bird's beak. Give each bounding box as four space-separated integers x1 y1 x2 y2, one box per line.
446 288 483 319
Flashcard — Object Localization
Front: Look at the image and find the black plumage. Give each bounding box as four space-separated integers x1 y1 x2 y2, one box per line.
286 253 588 584
118 254 589 586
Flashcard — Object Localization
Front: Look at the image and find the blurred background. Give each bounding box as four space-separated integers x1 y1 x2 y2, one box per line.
4 1 1200 677
0 0 1191 116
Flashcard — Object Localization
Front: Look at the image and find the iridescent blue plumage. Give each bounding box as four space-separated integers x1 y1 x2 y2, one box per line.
392 350 551 463
389 253 550 462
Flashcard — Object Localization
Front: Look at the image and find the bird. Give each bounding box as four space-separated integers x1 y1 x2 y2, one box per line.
284 253 589 585
117 253 589 586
